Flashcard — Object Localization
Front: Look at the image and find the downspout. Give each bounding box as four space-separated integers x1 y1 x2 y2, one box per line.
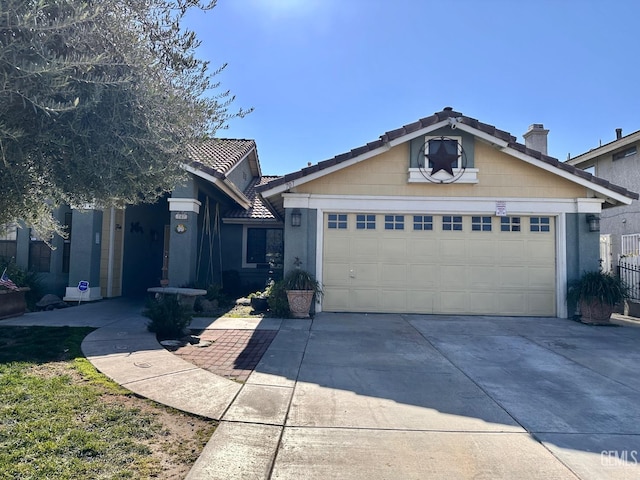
107 207 115 298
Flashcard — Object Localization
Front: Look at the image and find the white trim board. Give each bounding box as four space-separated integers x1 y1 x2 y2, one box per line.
283 194 604 214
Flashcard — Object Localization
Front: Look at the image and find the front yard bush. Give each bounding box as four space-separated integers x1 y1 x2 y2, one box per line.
267 280 290 318
144 295 192 338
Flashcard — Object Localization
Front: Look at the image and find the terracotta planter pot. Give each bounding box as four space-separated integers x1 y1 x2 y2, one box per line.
579 299 615 324
0 287 30 320
286 290 314 318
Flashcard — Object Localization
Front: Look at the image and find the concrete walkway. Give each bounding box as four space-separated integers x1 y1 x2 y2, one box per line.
3 300 640 479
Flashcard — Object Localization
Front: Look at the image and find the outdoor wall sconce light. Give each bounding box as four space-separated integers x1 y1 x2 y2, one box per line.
291 209 302 227
586 214 600 232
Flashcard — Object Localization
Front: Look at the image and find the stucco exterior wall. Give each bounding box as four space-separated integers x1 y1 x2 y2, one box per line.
226 158 255 193
294 141 587 199
594 152 640 260
565 212 601 314
13 207 71 297
284 208 317 278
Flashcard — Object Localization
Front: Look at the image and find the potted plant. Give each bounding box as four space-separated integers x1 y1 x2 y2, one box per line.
567 270 629 324
282 262 322 319
0 267 31 320
248 289 269 312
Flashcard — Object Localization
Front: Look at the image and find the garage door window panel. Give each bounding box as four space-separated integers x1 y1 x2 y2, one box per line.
500 217 521 232
443 216 463 231
328 214 348 229
471 216 492 232
413 215 433 231
385 215 404 230
356 214 376 230
530 217 550 232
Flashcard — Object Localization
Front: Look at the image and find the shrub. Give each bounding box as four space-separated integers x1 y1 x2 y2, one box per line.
204 283 231 306
143 295 192 339
267 280 290 318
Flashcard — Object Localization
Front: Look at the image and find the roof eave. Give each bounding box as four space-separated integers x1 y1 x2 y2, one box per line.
500 145 636 207
567 130 640 167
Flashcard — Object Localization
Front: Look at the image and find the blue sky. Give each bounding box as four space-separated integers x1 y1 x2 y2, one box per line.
185 0 640 176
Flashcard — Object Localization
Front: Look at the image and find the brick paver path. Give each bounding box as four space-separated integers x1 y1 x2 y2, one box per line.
171 329 278 382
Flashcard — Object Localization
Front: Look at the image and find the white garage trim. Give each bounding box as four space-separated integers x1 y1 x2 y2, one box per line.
556 213 568 319
283 193 604 214
308 200 570 317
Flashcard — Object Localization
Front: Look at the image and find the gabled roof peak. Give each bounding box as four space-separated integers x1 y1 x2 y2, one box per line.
256 108 638 203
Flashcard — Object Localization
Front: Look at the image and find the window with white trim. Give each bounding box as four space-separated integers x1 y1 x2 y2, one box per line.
621 234 640 257
327 213 348 229
500 217 521 232
246 228 283 266
426 136 461 169
356 214 376 230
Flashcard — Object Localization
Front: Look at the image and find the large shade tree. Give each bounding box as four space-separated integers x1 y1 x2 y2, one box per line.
0 0 248 238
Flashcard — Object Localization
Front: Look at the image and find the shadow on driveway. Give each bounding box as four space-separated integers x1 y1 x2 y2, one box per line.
241 312 640 479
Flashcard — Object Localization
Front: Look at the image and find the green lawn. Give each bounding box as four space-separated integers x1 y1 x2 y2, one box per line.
0 326 216 479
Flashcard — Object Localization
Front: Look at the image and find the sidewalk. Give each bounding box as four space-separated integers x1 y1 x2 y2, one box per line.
1 300 284 420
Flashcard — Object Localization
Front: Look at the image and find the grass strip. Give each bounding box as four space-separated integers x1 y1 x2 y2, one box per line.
0 325 215 479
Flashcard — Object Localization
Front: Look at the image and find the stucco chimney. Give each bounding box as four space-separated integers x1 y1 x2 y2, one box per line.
523 124 549 155
616 128 622 140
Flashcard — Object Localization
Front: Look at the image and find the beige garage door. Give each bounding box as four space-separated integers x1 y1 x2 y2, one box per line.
322 213 556 316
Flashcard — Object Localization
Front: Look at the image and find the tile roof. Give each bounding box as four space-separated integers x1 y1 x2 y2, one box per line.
225 176 281 220
567 128 640 166
185 139 256 176
256 108 638 201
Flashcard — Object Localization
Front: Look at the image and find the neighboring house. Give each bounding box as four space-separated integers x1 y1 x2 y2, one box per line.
257 107 638 318
566 128 640 272
0 139 283 301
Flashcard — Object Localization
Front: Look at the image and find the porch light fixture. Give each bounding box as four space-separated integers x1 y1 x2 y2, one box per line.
291 209 302 227
586 214 600 232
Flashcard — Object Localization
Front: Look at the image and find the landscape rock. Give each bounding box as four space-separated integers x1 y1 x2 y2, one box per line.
35 294 68 310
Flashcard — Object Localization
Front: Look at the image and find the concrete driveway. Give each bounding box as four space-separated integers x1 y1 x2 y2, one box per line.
189 313 640 480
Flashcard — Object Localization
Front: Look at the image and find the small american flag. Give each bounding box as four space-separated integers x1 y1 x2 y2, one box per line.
0 268 18 291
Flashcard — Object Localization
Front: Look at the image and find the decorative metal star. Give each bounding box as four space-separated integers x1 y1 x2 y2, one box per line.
427 141 458 176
